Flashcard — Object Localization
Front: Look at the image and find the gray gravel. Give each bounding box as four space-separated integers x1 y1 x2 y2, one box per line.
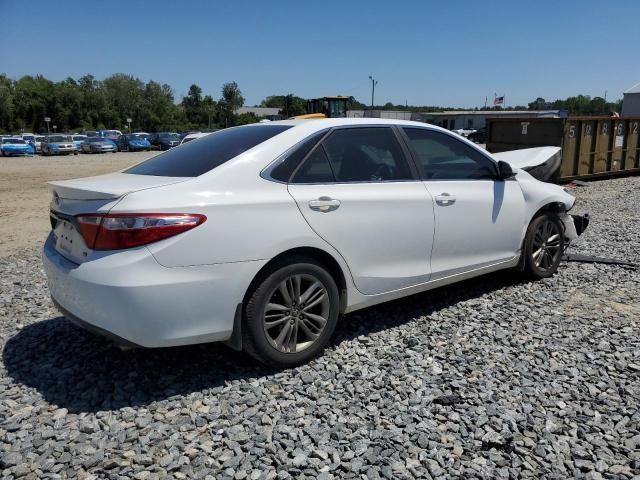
1 177 639 479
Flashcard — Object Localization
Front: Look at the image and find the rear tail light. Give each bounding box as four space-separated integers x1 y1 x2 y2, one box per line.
76 213 206 250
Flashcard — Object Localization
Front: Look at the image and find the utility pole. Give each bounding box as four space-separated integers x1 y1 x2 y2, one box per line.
368 76 378 109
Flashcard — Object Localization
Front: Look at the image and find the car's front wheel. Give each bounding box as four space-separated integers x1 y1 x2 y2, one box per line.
243 257 340 368
523 213 565 279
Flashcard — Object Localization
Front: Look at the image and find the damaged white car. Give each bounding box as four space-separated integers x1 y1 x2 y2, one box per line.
43 119 588 367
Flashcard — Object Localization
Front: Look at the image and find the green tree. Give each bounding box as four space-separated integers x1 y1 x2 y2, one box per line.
218 81 245 127
261 94 306 116
236 112 259 125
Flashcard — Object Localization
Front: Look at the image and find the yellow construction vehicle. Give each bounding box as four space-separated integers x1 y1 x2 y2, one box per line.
295 96 349 119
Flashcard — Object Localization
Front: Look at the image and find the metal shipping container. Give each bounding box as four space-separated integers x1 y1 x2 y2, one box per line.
486 116 640 181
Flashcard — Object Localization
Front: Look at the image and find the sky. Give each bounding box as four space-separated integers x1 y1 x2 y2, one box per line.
1 0 639 109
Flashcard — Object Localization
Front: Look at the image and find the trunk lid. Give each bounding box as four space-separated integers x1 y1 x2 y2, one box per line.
49 172 187 200
48 172 189 263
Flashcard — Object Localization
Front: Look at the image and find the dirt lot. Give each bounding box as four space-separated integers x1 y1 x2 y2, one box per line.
0 152 157 258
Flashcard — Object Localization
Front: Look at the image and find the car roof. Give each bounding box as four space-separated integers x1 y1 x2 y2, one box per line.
246 118 461 141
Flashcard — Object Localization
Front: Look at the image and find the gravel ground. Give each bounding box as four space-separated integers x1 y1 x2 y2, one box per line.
1 177 639 479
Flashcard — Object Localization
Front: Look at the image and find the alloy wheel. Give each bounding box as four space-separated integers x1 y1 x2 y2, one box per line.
262 274 330 353
531 220 562 272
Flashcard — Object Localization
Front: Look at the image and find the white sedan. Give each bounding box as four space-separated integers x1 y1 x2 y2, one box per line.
43 119 588 367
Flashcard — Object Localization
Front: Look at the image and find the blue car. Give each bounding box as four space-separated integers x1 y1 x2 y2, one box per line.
72 135 87 154
1 138 35 156
116 134 152 152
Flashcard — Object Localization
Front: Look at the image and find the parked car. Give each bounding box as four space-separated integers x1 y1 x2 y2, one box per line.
116 134 152 152
83 130 99 137
81 136 118 154
43 119 589 368
467 127 487 144
149 132 180 150
41 135 75 155
72 135 87 154
33 135 46 153
179 130 201 142
132 132 150 140
1 137 35 156
21 133 35 144
179 131 215 145
100 130 122 142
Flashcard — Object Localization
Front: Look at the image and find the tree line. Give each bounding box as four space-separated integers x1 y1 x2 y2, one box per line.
0 72 626 134
0 73 250 134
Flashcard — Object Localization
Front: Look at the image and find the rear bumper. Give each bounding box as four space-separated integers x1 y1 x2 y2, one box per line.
42 233 266 348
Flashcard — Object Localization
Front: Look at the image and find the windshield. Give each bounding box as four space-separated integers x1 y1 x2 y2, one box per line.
88 137 105 143
35 136 45 141
159 133 180 140
47 136 66 142
3 139 26 144
23 135 34 141
126 125 292 177
104 130 121 136
73 135 86 141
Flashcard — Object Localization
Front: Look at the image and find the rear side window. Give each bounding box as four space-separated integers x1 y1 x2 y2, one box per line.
291 146 335 183
322 127 413 182
270 130 327 182
402 128 496 180
126 125 292 177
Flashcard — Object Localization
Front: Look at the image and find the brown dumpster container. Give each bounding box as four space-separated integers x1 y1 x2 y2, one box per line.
486 116 640 181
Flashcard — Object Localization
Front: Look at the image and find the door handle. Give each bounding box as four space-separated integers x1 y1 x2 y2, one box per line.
435 193 456 206
309 196 341 213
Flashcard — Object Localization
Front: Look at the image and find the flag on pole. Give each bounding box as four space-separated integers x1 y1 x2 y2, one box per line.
494 94 505 106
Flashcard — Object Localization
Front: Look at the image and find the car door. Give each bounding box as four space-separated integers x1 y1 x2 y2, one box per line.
400 127 525 280
287 126 435 295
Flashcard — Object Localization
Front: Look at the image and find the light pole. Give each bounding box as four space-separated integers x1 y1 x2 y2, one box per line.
368 76 378 109
44 117 51 134
127 117 132 132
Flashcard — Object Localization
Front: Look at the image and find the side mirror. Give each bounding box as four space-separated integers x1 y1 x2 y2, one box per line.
497 160 516 180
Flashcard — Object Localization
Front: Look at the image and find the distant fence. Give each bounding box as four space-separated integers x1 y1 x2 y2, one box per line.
486 116 640 180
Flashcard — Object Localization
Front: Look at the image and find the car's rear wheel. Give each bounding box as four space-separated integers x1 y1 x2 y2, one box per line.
243 257 340 368
523 213 565 279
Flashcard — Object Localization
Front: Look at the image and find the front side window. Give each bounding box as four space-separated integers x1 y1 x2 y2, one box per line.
402 128 496 180
321 127 412 182
125 125 292 177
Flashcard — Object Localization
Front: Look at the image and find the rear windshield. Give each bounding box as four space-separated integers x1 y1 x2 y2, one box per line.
125 125 292 177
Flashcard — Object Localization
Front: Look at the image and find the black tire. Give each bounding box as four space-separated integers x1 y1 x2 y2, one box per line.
242 256 340 368
523 213 565 279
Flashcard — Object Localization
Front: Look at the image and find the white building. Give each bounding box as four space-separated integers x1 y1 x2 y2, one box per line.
621 82 640 116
